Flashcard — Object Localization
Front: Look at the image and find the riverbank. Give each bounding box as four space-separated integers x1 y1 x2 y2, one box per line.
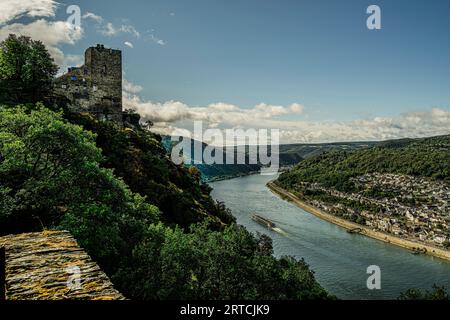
202 170 260 183
203 166 293 183
267 181 450 263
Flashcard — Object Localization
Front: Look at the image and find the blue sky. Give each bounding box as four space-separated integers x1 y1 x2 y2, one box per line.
1 0 450 142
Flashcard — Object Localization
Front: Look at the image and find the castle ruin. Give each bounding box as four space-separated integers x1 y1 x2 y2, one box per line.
54 44 123 122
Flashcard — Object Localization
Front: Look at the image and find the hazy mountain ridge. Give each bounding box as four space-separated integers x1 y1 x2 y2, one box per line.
162 136 376 181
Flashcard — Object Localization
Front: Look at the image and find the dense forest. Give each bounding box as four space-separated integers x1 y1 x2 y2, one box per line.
0 34 331 300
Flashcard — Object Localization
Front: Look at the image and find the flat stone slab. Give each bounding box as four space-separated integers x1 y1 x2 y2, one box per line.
0 231 125 300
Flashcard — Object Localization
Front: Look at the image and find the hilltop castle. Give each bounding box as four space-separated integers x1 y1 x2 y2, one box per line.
54 44 124 122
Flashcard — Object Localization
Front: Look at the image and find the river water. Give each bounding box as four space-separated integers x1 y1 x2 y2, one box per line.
210 173 450 300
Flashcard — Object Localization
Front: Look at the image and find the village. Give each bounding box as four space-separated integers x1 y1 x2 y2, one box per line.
301 173 450 248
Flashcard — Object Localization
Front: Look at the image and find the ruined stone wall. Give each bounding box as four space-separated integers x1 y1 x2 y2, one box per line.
0 231 125 300
54 44 122 121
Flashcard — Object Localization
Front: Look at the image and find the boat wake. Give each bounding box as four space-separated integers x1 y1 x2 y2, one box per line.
272 227 288 236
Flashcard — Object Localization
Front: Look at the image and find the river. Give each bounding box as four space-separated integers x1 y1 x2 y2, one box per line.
210 173 450 300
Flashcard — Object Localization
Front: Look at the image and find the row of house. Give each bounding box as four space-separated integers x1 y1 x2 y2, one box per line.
298 173 449 247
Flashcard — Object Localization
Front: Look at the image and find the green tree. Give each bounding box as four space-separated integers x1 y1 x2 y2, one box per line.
66 112 236 228
0 104 99 232
0 35 333 301
0 105 160 272
0 34 58 105
114 221 331 300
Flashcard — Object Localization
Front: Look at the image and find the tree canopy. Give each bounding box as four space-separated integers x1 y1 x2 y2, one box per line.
0 104 330 300
0 34 58 105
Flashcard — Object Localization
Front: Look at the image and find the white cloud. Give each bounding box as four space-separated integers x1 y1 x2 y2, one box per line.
144 29 166 46
82 12 141 40
123 81 309 141
123 81 450 144
264 108 450 143
0 19 82 46
123 79 142 93
63 54 83 67
289 103 304 113
123 94 304 125
120 25 140 38
100 22 140 38
0 19 83 66
0 0 58 25
148 33 165 46
209 103 239 112
82 12 103 23
124 41 134 48
100 22 117 36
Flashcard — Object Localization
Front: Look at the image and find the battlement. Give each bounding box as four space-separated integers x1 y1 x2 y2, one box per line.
85 44 122 68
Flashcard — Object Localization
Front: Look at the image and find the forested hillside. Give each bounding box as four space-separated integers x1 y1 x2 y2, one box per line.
278 135 450 191
162 136 374 182
161 136 262 182
0 34 330 300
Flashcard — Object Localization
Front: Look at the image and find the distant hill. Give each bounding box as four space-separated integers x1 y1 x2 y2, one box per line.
277 135 450 191
161 136 261 181
162 136 375 181
278 141 377 159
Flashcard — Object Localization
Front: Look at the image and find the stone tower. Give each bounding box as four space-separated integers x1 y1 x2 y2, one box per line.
54 44 122 121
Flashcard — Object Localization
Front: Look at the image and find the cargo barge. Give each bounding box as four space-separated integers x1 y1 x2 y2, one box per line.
252 214 276 229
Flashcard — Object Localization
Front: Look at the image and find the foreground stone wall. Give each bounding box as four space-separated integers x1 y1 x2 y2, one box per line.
0 231 125 300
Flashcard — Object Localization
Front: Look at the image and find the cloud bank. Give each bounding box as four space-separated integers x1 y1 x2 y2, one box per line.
123 81 450 144
0 19 83 66
1 1 448 145
0 0 58 25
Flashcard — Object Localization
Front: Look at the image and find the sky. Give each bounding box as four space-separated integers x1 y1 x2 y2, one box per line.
1 0 450 143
